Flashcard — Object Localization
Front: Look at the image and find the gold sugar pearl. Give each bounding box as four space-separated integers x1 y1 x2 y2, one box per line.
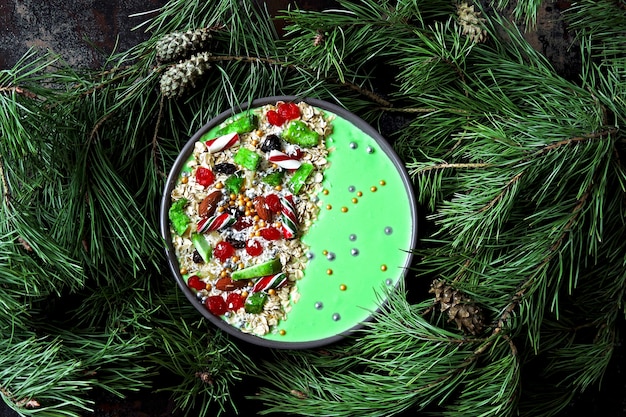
179 267 188 275
380 180 386 186
322 250 328 256
205 283 212 291
245 210 252 216
279 329 286 336
268 289 276 296
232 255 240 263
181 177 188 184
230 193 237 200
255 230 261 236
251 139 259 147
255 129 264 137
326 204 332 210
371 186 378 192
381 264 388 272
253 215 260 222
352 198 358 204
241 290 249 298
339 284 347 291
274 221 282 228
274 185 282 191
357 191 363 197
220 270 228 278
271 163 279 169
246 201 253 207
323 189 329 195
341 207 348 213
217 206 225 212
326 269 333 275
215 182 224 189
238 262 245 269
259 220 266 227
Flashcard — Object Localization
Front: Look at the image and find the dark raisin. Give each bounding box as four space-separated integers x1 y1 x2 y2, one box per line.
260 134 282 152
192 250 204 263
226 237 246 249
214 163 237 174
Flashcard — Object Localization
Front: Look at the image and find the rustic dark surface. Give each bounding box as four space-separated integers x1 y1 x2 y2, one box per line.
0 0 624 416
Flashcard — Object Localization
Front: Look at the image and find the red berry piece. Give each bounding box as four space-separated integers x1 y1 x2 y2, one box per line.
278 102 300 121
206 295 227 315
226 293 245 311
265 193 282 213
267 110 285 126
260 227 282 241
187 275 206 291
195 167 215 187
233 216 253 231
214 241 235 262
245 239 263 257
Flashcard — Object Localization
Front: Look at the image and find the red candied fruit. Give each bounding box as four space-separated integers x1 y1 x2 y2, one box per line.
260 227 282 241
245 239 263 256
278 102 300 120
226 293 245 311
206 295 227 315
265 194 282 213
214 241 235 262
195 167 215 187
266 110 285 126
187 275 206 291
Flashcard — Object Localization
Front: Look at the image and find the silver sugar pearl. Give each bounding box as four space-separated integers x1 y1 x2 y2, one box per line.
315 301 324 310
351 248 360 256
385 278 393 286
326 252 336 261
366 146 374 154
349 142 358 149
349 234 357 241
332 313 341 321
348 185 356 193
306 251 315 260
384 226 393 235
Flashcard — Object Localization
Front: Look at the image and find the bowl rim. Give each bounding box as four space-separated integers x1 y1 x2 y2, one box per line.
159 95 418 349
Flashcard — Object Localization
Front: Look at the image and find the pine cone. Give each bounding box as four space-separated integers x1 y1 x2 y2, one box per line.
456 2 487 44
429 279 485 335
155 28 213 63
159 52 212 99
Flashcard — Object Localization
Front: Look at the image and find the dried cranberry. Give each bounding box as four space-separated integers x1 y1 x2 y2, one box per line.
187 275 205 291
195 167 215 187
265 194 282 213
214 241 235 262
206 295 227 315
232 216 253 231
260 227 281 241
278 102 300 120
267 110 285 126
260 134 282 152
245 239 263 256
226 293 245 311
213 163 237 174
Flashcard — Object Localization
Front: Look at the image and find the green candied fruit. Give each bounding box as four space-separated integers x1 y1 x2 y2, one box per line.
282 120 320 148
169 198 190 235
215 113 257 136
191 232 212 262
233 148 261 171
224 174 244 194
261 171 284 187
289 163 314 194
245 292 268 314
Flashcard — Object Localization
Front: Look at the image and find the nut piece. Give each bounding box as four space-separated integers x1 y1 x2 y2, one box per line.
215 277 247 291
199 190 222 217
253 196 272 221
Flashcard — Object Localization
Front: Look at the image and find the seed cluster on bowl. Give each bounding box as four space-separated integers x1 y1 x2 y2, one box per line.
168 101 332 336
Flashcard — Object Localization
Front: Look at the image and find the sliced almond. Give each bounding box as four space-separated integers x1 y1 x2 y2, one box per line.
199 190 222 217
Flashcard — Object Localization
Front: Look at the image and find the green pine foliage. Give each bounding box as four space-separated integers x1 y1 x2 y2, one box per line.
0 0 625 416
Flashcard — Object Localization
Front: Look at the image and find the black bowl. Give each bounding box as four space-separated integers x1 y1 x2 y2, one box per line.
160 96 418 349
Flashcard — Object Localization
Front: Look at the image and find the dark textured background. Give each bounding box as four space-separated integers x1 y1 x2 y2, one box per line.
0 1 624 416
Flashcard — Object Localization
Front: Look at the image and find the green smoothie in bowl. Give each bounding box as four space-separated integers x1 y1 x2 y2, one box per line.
163 97 416 348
